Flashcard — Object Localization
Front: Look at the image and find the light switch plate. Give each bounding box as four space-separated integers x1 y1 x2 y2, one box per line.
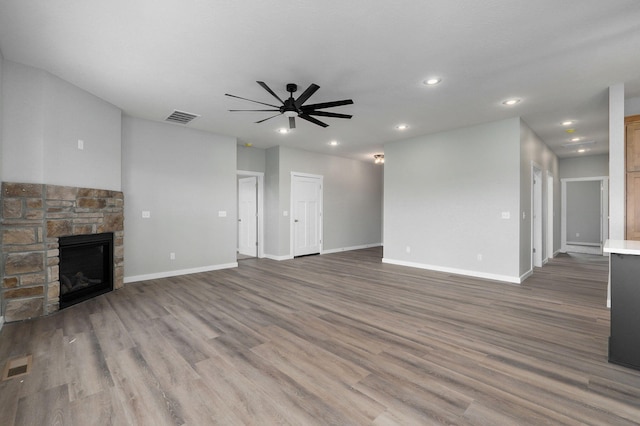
142 211 151 218
218 211 227 217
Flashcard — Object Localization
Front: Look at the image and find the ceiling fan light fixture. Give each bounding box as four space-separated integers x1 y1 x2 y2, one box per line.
277 128 289 134
284 110 298 118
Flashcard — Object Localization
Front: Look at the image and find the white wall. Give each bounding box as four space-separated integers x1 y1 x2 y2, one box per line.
610 84 625 241
122 117 237 281
264 146 383 258
519 119 560 276
384 117 522 282
1 60 121 190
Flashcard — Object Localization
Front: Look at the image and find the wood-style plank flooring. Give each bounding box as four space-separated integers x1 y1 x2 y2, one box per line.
2 247 640 425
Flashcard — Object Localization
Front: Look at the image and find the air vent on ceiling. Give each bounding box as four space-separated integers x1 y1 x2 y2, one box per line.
562 140 596 148
165 110 200 125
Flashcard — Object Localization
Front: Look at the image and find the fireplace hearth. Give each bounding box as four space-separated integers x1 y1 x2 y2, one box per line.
59 233 114 308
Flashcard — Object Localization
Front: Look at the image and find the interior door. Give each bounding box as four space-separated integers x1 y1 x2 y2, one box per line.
292 175 322 257
238 176 257 257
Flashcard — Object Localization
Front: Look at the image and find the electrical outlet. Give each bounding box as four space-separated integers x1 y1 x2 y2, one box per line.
406 246 411 253
142 211 151 218
477 254 483 261
170 252 176 260
77 139 84 150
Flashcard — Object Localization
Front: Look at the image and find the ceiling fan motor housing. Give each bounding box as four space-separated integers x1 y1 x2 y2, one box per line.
286 83 298 93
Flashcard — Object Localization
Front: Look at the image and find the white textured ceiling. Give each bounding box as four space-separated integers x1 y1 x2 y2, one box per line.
1 0 640 161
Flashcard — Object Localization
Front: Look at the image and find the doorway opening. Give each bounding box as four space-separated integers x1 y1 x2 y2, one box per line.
237 170 264 260
561 177 609 255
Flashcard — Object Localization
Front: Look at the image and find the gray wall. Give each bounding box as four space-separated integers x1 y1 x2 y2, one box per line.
384 117 522 281
559 154 609 179
1 60 121 190
627 96 640 116
264 146 281 256
237 145 266 173
519 119 560 275
0 50 3 318
122 117 237 280
566 180 601 244
264 146 383 258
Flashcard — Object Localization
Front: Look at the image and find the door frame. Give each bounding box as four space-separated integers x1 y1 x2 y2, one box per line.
546 171 555 261
290 172 323 257
560 176 609 255
237 170 264 258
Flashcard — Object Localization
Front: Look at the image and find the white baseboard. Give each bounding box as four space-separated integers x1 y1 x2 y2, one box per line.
0 316 4 331
124 262 238 284
520 269 533 283
263 254 294 261
322 243 382 255
382 258 522 284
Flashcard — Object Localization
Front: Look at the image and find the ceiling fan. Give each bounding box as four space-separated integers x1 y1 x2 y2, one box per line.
225 81 353 129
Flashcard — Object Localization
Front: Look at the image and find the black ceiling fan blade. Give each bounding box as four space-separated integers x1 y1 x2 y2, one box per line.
257 81 285 104
229 109 280 112
301 99 354 111
225 93 280 108
294 83 320 109
305 110 352 119
299 113 329 128
255 113 282 124
289 116 296 129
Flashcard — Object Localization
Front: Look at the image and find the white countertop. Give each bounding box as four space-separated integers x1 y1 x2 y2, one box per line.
604 239 640 255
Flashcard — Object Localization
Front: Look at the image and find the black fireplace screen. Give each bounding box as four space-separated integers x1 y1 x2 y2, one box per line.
59 232 114 308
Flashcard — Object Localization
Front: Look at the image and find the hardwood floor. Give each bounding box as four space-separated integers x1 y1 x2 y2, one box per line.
1 247 640 425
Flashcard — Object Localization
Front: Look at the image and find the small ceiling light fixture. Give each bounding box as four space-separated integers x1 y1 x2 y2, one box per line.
423 77 441 86
562 120 574 126
374 154 385 164
577 148 586 153
329 140 339 146
570 137 581 142
277 128 289 134
395 124 409 130
502 98 521 106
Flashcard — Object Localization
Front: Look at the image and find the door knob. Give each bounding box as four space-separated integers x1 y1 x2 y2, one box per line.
294 219 299 223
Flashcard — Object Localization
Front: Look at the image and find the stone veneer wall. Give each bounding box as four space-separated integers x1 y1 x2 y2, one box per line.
1 182 124 322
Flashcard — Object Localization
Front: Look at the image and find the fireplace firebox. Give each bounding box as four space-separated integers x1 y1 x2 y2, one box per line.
59 232 114 309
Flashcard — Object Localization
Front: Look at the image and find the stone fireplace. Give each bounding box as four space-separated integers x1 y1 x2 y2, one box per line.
1 182 124 322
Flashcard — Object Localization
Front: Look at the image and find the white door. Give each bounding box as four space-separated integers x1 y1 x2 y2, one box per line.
238 177 257 257
533 167 543 268
292 175 322 257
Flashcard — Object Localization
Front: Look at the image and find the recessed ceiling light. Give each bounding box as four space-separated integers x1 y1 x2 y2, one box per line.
395 124 409 130
277 128 289 134
329 140 339 146
570 137 581 142
562 120 574 126
578 149 586 153
502 98 521 106
423 78 441 86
